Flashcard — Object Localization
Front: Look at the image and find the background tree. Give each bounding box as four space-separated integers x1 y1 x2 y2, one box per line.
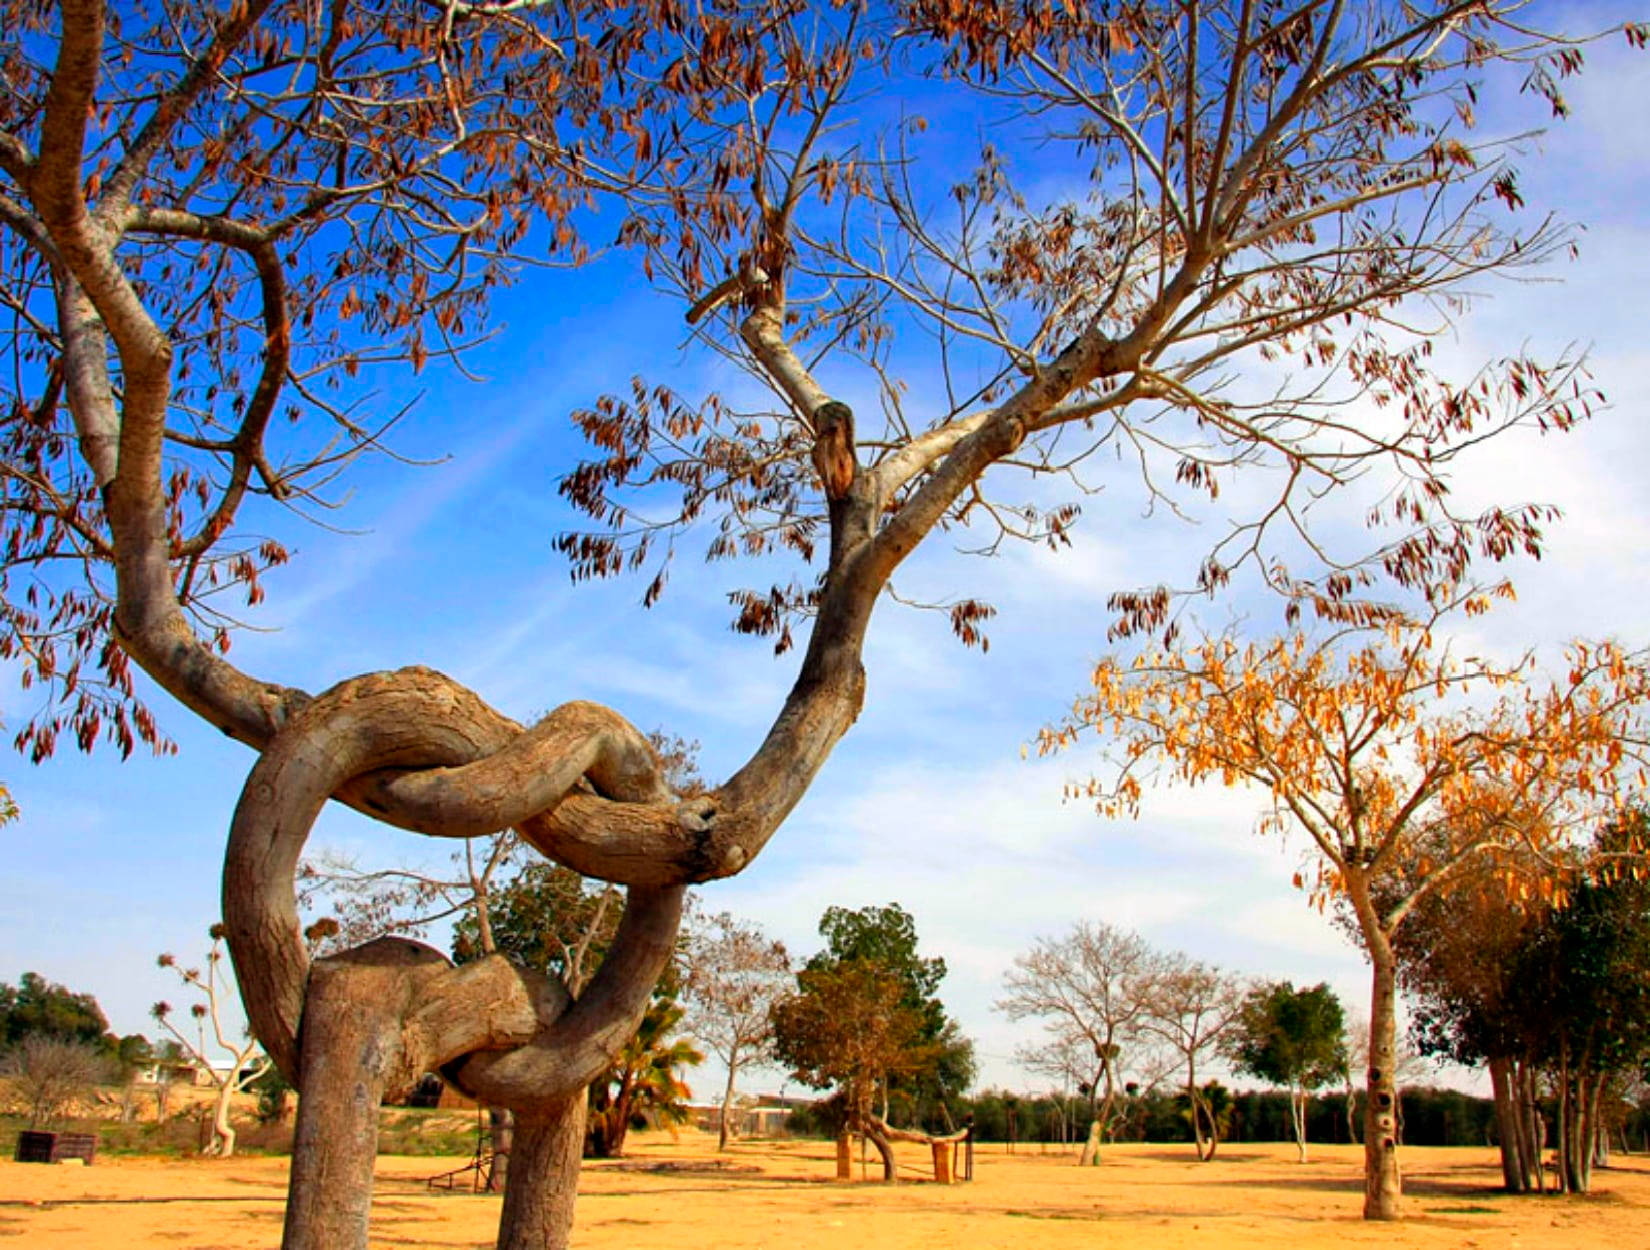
112 1031 155 1123
681 911 792 1150
301 834 520 958
453 862 623 997
998 921 1165 1162
804 904 975 1128
584 995 703 1159
0 971 111 1049
770 958 932 1181
1142 957 1245 1160
1 1034 109 1128
1510 811 1650 1193
151 925 273 1158
1049 590 1649 1215
1395 831 1548 1190
1 2 1634 1245
1016 1034 1093 1147
1227 981 1347 1164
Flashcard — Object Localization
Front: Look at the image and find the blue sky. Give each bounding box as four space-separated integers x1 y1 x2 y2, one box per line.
4 11 1648 1099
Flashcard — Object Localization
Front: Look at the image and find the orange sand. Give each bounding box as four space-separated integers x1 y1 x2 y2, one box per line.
3 1131 1646 1249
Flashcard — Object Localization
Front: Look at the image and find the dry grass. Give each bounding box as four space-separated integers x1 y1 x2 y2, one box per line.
3 1128 1647 1249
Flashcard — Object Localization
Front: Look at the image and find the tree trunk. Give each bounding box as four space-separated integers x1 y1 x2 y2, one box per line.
1290 1085 1308 1163
1189 1081 1210 1161
863 1122 897 1182
1191 1087 1220 1162
281 951 432 1250
835 1130 852 1180
1361 948 1403 1220
210 1081 237 1158
1517 1058 1546 1193
495 1093 588 1250
1078 1116 1103 1166
718 1057 739 1151
1488 1056 1529 1193
487 1109 515 1194
1557 1052 1600 1195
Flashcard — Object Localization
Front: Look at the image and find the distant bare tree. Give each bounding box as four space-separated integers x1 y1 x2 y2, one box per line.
681 912 791 1150
300 833 519 956
1016 1033 1094 1147
999 922 1167 1162
2 1035 109 1127
1142 959 1246 1160
152 926 272 1158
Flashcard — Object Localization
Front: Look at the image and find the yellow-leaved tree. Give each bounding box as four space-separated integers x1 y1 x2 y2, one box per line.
1043 585 1649 1220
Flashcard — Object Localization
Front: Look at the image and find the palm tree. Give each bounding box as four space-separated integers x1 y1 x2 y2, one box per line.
586 996 704 1158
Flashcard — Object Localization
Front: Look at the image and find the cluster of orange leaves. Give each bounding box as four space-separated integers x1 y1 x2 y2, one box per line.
1040 588 1649 912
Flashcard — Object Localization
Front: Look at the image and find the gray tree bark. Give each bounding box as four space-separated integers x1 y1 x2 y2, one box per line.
496 1095 589 1250
1360 941 1403 1220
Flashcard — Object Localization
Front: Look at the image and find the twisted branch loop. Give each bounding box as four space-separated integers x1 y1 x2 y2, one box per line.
222 665 688 1089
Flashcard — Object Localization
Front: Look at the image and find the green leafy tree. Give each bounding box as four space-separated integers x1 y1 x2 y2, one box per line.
0 972 111 1049
1400 810 1650 1194
1228 981 1347 1163
771 958 934 1180
1395 843 1548 1192
806 904 975 1126
454 861 622 997
1511 812 1650 1193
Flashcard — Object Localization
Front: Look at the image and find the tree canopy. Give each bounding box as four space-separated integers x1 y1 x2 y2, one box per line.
3 1 1642 1244
1045 588 1649 1214
772 902 972 1176
1228 980 1346 1163
803 903 974 1120
0 970 111 1049
1402 810 1650 1193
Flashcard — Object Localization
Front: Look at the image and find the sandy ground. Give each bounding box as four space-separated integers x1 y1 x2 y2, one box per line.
3 1131 1647 1249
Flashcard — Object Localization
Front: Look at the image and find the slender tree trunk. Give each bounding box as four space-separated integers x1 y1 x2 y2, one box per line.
1489 1056 1528 1193
1518 1058 1546 1193
1189 1079 1210 1161
863 1121 897 1182
210 1081 238 1157
1591 1074 1610 1170
1078 1115 1103 1166
1361 945 1403 1220
488 1109 515 1193
718 1052 740 1151
495 1093 588 1250
1558 1054 1601 1195
1199 1100 1220 1161
1290 1085 1308 1163
1556 1044 1576 1194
